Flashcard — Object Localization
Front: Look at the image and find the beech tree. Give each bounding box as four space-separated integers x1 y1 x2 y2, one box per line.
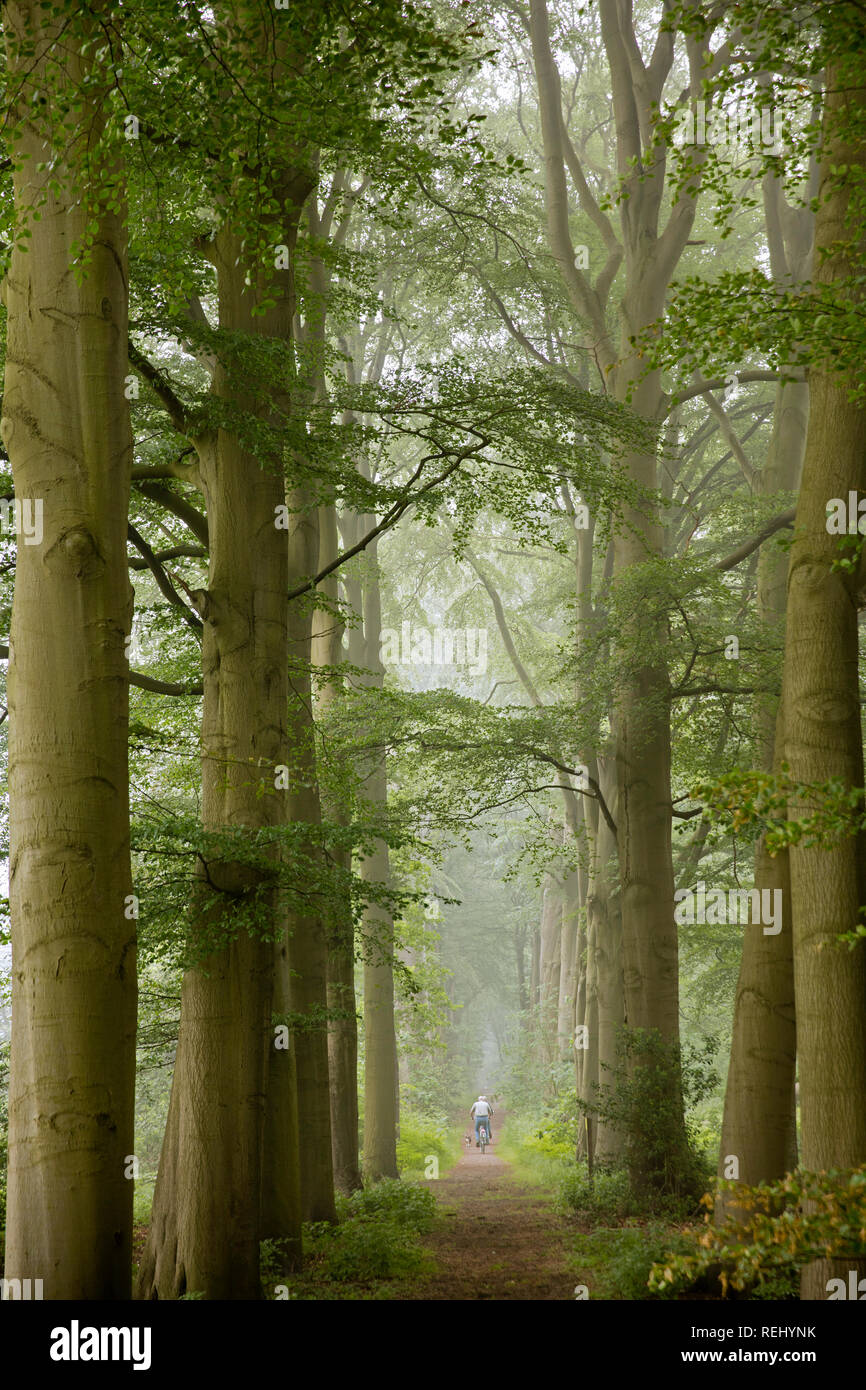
2 0 137 1300
780 54 866 1301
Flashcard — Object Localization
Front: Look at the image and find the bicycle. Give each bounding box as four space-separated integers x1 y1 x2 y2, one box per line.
478 1120 490 1155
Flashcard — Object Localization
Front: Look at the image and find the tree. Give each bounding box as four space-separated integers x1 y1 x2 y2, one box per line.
780 53 866 1301
133 0 479 1287
358 539 400 1180
2 0 137 1298
525 0 709 1184
716 163 811 1216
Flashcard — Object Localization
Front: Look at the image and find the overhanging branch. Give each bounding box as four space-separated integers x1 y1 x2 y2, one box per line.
129 672 203 696
715 509 796 572
286 444 483 602
127 524 203 634
667 369 804 413
135 481 209 547
128 341 191 434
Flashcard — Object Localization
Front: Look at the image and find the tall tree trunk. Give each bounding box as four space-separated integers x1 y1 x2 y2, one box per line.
137 193 307 1295
610 396 686 1188
285 496 337 1222
781 64 866 1300
538 869 563 1089
716 379 807 1216
590 757 625 1163
260 920 303 1270
716 154 812 1215
557 866 580 1063
582 895 600 1133
611 380 681 1073
312 503 362 1195
360 539 398 1180
515 923 529 1015
573 906 588 1153
528 0 720 1189
2 0 136 1299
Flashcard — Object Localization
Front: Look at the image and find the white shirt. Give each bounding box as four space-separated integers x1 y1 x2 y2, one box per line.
471 1100 491 1117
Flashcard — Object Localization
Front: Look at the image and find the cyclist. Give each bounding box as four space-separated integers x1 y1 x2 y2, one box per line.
470 1095 494 1147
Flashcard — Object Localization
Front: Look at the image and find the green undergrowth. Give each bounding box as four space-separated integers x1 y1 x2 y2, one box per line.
133 1174 156 1226
570 1224 696 1300
557 1161 714 1300
396 1109 463 1179
545 1138 796 1299
501 1110 730 1300
495 1112 574 1186
262 1178 438 1300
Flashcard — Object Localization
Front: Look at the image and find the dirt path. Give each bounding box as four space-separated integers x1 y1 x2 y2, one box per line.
397 1140 575 1301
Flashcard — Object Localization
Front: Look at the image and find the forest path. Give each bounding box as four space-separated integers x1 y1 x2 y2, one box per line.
397 1138 575 1300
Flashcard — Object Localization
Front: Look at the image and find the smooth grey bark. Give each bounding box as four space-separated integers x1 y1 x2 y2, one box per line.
2 0 136 1298
359 538 399 1181
312 503 362 1196
137 217 300 1298
780 64 866 1299
285 495 337 1223
538 861 563 1084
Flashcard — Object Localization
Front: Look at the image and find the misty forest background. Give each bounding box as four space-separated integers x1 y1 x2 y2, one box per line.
0 0 865 1303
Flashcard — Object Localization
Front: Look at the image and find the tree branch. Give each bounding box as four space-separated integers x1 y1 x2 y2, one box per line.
558 113 620 255
134 481 209 547
473 266 583 387
129 672 204 697
667 369 804 413
2 641 203 698
286 446 482 602
671 684 776 700
127 524 203 633
463 548 543 705
128 341 190 433
714 509 796 572
529 0 615 367
128 545 207 571
131 447 201 487
409 733 618 837
694 377 759 490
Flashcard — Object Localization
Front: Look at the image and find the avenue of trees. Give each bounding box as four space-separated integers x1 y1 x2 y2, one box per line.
0 0 864 1303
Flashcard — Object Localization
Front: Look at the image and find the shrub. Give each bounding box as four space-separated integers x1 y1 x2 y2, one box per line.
316 1215 426 1282
267 1179 439 1293
557 1164 635 1221
493 1109 576 1187
572 1223 694 1300
605 1225 695 1300
578 1028 718 1208
338 1177 437 1233
649 1164 866 1298
520 1128 573 1164
395 1111 459 1177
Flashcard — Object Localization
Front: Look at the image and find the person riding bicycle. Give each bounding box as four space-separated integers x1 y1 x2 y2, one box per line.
470 1095 494 1147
